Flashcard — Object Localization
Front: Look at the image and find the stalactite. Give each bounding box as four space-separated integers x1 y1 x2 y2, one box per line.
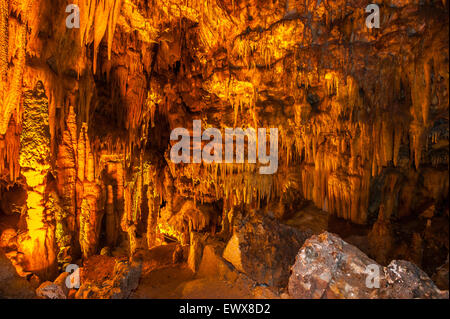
0 0 7 82
77 0 124 74
0 17 26 135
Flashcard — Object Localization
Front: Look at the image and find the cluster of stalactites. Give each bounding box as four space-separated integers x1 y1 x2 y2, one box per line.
290 48 448 222
76 0 123 73
167 160 279 210
0 0 27 136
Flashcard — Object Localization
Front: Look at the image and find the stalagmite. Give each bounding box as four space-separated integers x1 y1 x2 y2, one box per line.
17 81 56 280
56 107 78 238
77 124 102 259
105 184 117 247
368 205 394 265
145 163 160 249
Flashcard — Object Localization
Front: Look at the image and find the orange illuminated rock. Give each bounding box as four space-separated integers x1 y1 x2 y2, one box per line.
0 249 36 298
17 82 57 280
223 210 313 287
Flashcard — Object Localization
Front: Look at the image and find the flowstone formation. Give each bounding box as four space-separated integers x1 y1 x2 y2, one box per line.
0 0 448 299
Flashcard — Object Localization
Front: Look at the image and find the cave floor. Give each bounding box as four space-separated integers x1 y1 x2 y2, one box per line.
130 204 373 299
130 244 254 299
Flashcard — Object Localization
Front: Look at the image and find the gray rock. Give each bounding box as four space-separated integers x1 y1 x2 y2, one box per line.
381 260 448 299
53 272 70 296
36 281 67 299
288 232 449 299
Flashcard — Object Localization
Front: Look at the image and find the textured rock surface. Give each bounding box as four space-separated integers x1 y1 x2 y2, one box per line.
0 250 36 298
381 260 448 299
36 281 67 299
75 255 142 299
223 210 312 287
288 232 448 299
17 82 57 280
195 241 280 298
187 232 206 273
53 271 70 296
432 257 449 291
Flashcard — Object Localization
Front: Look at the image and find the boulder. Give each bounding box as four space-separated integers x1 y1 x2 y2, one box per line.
288 232 448 299
36 281 67 299
187 232 206 272
223 210 313 287
381 260 448 299
110 259 142 298
0 228 18 250
193 241 280 299
53 272 70 296
0 249 36 298
75 256 142 299
432 257 449 290
198 242 240 283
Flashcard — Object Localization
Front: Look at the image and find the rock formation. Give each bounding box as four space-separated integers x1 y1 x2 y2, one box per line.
288 232 448 299
0 249 36 298
223 210 312 287
74 255 142 299
17 82 57 280
0 0 447 299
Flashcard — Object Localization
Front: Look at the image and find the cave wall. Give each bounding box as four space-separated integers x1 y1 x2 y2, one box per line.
0 0 448 279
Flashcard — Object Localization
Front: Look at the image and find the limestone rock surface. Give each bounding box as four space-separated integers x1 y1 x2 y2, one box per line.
223 210 313 287
288 232 448 299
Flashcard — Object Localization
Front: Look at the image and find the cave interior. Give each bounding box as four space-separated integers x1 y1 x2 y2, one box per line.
0 0 448 299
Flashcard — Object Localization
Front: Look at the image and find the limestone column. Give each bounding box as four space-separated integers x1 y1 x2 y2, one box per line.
18 81 56 280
